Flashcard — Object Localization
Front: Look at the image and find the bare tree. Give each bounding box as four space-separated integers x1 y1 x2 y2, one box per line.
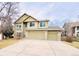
0 2 19 38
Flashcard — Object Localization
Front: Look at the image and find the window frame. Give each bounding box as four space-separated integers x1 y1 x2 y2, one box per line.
40 21 45 27
16 24 21 30
30 22 35 27
77 26 79 30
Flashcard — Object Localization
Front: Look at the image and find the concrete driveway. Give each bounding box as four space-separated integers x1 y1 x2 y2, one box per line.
0 39 79 56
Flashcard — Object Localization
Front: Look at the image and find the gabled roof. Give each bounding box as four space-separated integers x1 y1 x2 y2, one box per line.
23 15 39 22
48 26 63 31
14 13 29 24
14 13 49 24
14 13 39 24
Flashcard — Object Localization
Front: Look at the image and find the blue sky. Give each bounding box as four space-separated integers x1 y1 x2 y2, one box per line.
19 2 79 27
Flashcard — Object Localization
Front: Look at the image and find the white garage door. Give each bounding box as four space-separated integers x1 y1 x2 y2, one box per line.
26 30 45 40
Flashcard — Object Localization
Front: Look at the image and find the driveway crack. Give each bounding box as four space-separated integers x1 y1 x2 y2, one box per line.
47 41 56 56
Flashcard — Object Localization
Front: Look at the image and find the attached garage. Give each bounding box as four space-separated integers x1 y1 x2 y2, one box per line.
26 30 46 40
25 30 61 40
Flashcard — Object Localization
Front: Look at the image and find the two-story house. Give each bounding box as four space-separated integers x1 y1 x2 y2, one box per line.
63 21 79 37
14 13 62 40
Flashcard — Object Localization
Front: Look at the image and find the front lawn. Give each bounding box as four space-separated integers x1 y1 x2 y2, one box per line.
0 38 19 49
65 41 79 48
62 36 79 48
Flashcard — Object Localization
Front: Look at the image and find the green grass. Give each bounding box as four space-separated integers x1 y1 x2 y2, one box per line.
0 38 19 49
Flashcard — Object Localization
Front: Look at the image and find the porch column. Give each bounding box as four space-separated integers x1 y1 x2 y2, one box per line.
22 23 24 38
25 31 28 38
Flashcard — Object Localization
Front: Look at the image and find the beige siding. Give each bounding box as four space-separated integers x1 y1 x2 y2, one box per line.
48 31 58 40
26 30 45 40
25 31 28 38
25 21 39 28
14 23 24 38
23 17 39 28
45 21 48 28
24 17 36 22
35 22 39 28
16 15 28 23
57 32 61 40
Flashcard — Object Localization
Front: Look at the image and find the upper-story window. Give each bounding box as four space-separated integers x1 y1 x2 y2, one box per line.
30 22 35 27
40 21 45 27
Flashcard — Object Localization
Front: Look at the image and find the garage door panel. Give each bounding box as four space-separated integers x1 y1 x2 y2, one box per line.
27 31 45 40
48 31 58 40
25 30 59 40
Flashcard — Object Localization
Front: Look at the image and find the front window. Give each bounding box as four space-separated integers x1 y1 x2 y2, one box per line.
24 22 27 27
40 21 45 27
30 22 35 27
16 24 21 30
77 26 79 30
77 32 79 37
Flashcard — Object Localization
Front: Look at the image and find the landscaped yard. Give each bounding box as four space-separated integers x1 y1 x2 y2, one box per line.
0 38 20 49
65 41 79 48
62 36 79 48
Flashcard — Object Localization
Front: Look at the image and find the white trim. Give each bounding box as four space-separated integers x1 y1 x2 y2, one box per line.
45 31 48 40
58 32 61 40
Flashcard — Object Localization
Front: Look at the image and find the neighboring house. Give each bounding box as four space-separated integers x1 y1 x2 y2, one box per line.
63 21 79 37
0 20 3 40
14 13 62 40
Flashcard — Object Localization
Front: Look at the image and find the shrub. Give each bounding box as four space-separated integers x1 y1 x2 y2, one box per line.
65 36 73 43
74 37 79 42
9 36 14 38
3 28 14 38
61 36 66 41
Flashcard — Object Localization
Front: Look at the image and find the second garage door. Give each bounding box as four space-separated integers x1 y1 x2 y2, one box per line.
48 31 58 40
27 30 45 40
